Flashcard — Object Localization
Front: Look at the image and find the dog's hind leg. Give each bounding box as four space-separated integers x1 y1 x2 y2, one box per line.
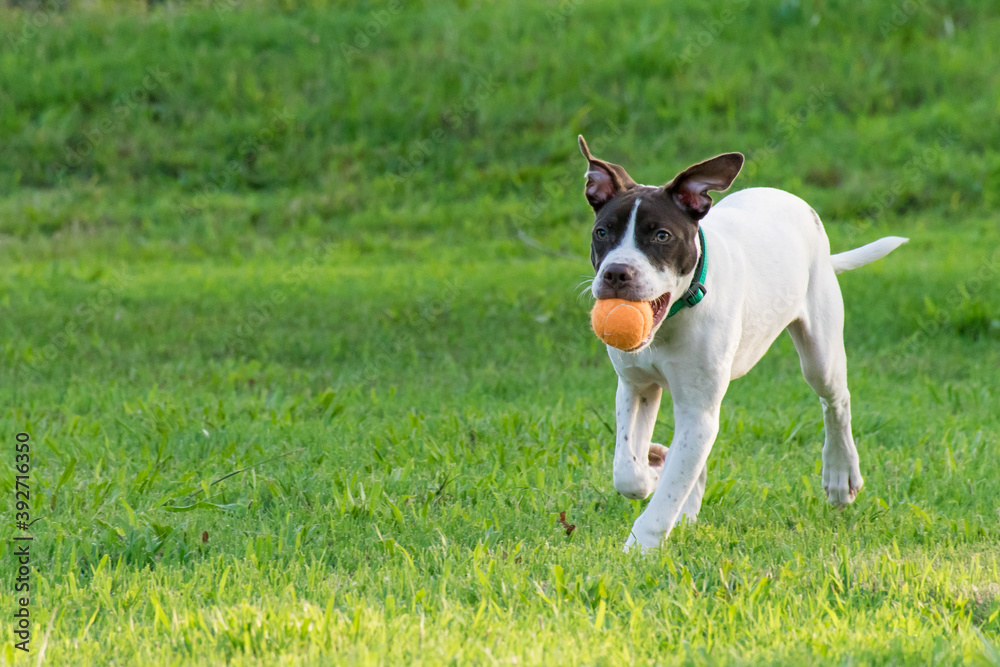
787 267 863 505
679 462 707 524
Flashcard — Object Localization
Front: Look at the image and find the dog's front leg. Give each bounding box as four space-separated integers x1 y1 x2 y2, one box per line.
611 379 664 500
624 400 722 551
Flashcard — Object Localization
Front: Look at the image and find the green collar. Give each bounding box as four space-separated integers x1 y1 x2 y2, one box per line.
666 227 708 319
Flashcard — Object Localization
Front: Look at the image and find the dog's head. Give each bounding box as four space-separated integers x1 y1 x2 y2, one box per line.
579 135 743 350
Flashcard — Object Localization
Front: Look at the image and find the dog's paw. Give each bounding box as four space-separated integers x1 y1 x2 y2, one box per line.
647 443 668 474
823 467 863 506
622 520 663 553
623 536 653 554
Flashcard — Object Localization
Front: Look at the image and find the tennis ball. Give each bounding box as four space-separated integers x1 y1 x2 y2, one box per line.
590 299 654 351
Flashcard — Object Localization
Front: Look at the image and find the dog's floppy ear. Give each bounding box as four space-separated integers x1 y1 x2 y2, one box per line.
578 135 637 211
665 152 744 220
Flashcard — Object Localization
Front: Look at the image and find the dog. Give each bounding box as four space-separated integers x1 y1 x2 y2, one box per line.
577 135 907 551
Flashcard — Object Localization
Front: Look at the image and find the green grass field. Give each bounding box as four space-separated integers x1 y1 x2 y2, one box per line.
1 0 999 664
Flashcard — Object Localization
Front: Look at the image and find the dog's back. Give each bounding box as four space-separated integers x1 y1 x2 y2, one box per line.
699 187 823 334
706 186 907 287
696 187 906 379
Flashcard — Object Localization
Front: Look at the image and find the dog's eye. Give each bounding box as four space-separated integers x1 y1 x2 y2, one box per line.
594 228 607 239
655 230 671 242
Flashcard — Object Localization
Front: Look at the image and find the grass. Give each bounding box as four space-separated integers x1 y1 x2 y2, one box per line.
0 0 999 664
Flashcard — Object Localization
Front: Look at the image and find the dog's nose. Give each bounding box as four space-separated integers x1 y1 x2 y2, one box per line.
602 263 636 290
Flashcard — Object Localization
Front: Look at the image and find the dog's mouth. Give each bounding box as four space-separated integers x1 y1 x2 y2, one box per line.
649 292 671 328
627 291 670 351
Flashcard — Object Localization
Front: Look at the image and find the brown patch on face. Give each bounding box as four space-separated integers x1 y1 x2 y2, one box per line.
590 188 700 278
631 192 701 275
583 147 743 296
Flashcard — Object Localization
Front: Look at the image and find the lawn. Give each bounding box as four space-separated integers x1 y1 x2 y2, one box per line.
1 0 999 664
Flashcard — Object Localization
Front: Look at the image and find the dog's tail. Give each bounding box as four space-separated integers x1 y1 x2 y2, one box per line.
831 236 908 274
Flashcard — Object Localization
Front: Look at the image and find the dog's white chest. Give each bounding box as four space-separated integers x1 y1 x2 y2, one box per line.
608 346 668 388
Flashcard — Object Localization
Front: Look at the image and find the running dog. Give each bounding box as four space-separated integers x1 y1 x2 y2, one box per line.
578 135 907 550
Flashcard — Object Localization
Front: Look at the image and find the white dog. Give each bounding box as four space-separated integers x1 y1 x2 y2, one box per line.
578 136 907 550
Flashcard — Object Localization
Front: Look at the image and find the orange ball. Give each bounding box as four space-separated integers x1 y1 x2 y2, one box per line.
590 299 654 351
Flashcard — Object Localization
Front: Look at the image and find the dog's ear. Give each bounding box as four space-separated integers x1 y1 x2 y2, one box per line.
578 135 637 211
664 153 744 220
